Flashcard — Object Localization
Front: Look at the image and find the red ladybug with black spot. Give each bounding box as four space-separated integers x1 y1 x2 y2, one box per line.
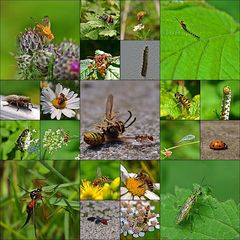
209 139 228 150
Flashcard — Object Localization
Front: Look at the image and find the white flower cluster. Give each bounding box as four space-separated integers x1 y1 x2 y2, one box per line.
121 201 160 238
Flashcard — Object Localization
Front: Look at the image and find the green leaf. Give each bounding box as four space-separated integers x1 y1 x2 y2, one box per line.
160 89 200 120
160 1 240 80
161 186 240 240
105 64 120 80
99 29 117 37
80 59 94 80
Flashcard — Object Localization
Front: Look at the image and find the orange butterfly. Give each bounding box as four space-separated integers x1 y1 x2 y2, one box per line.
32 16 54 41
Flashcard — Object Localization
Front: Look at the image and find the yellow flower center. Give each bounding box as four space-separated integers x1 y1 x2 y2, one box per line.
52 95 67 109
126 177 146 197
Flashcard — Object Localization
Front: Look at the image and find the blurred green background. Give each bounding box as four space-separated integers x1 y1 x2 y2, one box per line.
206 0 239 22
161 121 200 160
0 160 80 240
0 0 79 79
0 80 40 104
80 160 119 181
161 161 239 203
201 80 240 120
40 120 80 160
0 120 39 160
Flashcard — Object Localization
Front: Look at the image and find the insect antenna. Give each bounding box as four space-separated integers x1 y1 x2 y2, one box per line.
124 110 136 128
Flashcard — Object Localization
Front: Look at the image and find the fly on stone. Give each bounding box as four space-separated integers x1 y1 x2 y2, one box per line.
176 178 211 227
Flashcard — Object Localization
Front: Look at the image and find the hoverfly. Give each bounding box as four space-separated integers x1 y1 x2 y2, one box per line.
87 216 108 225
83 94 154 146
4 95 35 111
136 172 154 192
16 128 30 152
32 16 54 41
143 205 150 224
175 92 191 110
92 167 111 187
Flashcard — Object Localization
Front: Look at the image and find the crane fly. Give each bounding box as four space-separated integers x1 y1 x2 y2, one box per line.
175 17 200 39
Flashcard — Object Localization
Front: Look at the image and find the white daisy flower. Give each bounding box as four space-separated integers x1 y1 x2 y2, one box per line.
133 23 145 32
41 83 80 120
120 165 160 200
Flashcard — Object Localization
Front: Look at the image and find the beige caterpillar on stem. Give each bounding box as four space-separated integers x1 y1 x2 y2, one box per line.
220 86 231 120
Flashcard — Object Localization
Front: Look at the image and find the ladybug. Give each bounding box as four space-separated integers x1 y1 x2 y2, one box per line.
209 139 228 150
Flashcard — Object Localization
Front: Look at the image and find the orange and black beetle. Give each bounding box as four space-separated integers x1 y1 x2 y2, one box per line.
209 139 228 150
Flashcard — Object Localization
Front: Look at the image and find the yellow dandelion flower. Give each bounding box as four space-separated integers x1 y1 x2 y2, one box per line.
80 179 104 200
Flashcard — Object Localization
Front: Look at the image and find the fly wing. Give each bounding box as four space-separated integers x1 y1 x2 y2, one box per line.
32 179 47 189
42 16 50 27
105 94 113 120
96 167 102 178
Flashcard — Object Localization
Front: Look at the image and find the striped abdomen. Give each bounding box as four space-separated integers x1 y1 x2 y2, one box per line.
83 132 105 146
175 92 191 110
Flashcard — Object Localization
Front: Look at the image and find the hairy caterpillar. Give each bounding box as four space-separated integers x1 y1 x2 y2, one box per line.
141 46 148 77
220 86 231 120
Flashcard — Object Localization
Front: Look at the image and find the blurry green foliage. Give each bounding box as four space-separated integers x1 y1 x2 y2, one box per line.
161 80 200 120
160 0 240 80
40 121 80 160
201 80 240 120
0 120 39 160
0 80 40 104
121 0 160 40
0 0 79 79
0 161 79 239
80 0 120 40
160 120 200 160
80 160 119 181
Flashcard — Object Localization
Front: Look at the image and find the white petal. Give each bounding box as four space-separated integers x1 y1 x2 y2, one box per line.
120 165 129 184
148 226 155 232
133 196 140 200
140 196 146 200
139 232 145 237
133 234 139 238
62 108 75 118
55 83 63 95
155 224 160 229
121 192 133 200
144 190 160 200
120 187 128 195
153 183 160 190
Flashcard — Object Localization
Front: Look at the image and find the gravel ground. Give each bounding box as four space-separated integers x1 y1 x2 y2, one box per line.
80 201 120 240
80 81 160 160
201 121 240 160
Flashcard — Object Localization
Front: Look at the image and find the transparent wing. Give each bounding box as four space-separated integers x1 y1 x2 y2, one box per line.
105 94 113 120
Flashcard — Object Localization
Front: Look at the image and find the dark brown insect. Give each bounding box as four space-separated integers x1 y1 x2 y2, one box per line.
99 14 113 24
175 92 191 110
143 205 150 223
57 93 67 105
4 95 34 111
141 46 149 77
136 172 154 191
209 139 228 150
